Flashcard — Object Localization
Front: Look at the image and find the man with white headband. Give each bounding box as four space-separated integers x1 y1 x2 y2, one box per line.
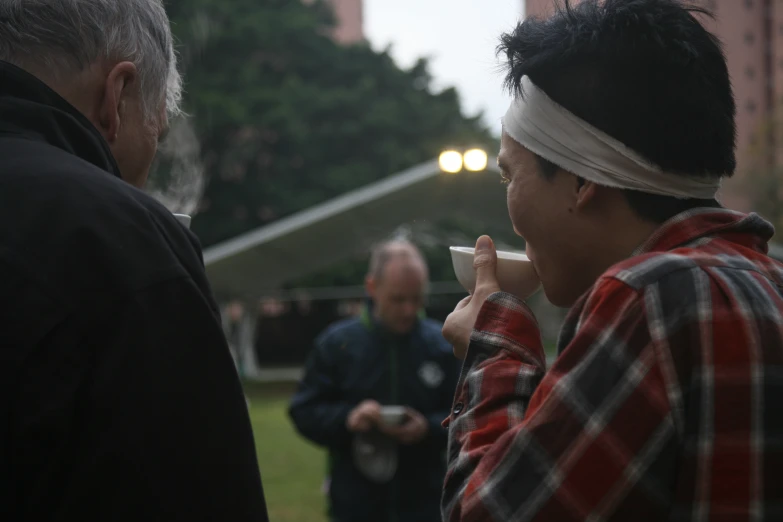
441 0 783 520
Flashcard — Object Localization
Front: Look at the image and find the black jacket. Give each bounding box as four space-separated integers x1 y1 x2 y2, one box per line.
289 304 459 522
0 62 269 521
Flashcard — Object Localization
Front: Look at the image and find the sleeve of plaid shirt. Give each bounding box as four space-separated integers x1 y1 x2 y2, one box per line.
442 277 677 522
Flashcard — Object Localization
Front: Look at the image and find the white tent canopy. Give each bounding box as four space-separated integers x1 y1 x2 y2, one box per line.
203 158 508 299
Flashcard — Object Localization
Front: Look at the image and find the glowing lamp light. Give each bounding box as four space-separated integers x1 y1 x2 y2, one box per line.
463 149 489 172
438 150 463 174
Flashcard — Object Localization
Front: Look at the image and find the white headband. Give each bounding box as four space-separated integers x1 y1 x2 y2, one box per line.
501 76 721 199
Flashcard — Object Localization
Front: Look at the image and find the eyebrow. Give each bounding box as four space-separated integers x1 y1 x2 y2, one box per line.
497 158 508 172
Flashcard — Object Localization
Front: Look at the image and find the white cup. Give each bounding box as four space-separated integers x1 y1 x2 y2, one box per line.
450 246 541 299
173 214 192 229
379 406 408 427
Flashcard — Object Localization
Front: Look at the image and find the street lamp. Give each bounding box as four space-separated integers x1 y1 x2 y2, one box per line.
438 150 463 174
438 148 489 174
463 149 489 172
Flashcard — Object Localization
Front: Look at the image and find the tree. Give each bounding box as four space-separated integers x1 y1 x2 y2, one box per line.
158 0 496 248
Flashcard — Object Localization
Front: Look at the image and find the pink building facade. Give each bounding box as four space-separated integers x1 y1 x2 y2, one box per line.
523 0 780 211
331 0 364 44
306 0 364 44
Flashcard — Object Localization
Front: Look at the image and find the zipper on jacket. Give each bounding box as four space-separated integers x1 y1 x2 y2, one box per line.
389 340 399 522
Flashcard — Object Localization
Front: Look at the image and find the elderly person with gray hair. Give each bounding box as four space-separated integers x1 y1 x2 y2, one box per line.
0 1 268 520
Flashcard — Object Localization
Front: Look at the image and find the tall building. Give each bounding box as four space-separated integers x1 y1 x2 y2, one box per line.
523 0 779 211
331 0 364 44
306 0 364 44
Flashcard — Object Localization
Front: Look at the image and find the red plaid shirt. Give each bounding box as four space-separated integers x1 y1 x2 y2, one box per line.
443 209 783 521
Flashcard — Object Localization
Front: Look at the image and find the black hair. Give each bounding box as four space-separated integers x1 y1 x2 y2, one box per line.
498 0 735 223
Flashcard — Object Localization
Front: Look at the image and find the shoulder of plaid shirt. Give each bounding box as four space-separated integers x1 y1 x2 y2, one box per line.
442 208 783 522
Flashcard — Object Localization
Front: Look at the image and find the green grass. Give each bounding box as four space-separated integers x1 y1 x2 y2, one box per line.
244 382 328 522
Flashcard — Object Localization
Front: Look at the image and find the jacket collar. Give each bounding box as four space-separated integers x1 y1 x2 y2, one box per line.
359 298 426 338
0 61 121 178
633 208 775 256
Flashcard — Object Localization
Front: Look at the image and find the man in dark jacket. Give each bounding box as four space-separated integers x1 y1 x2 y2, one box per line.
289 241 459 522
0 1 268 520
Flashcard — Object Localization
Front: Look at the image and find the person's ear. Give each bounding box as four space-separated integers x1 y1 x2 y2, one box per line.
574 177 599 211
98 61 138 143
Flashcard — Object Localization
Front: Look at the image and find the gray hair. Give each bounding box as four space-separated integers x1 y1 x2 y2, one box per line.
0 0 183 120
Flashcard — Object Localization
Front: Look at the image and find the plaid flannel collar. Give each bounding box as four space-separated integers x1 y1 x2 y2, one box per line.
632 207 774 257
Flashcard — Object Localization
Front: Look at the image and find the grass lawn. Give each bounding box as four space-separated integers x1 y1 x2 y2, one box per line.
244 382 328 522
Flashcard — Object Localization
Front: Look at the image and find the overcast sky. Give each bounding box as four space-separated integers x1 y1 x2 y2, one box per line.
364 0 524 136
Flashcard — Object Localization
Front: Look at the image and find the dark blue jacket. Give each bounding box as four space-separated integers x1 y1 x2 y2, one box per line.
289 305 459 522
